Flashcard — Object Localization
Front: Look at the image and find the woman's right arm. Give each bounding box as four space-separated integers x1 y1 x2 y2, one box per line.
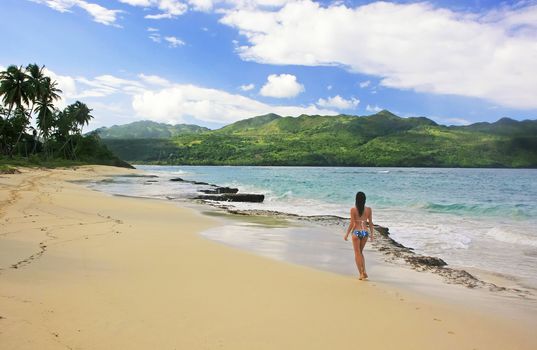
368 207 374 241
344 209 355 241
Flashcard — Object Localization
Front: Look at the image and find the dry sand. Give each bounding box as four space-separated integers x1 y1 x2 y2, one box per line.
0 165 535 349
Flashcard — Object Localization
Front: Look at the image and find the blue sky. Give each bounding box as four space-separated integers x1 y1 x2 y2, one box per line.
1 0 536 130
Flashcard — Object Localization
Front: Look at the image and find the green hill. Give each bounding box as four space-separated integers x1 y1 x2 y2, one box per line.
94 120 209 139
101 111 537 168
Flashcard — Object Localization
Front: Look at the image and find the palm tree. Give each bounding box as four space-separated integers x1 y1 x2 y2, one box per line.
0 65 31 115
56 101 93 159
71 101 93 134
35 99 57 158
0 65 31 154
40 77 61 104
33 76 62 157
26 64 46 115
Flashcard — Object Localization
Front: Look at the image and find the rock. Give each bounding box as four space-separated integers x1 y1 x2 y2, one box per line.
170 177 184 182
0 168 21 174
112 159 135 169
199 187 239 194
405 255 447 267
374 225 390 235
194 193 265 203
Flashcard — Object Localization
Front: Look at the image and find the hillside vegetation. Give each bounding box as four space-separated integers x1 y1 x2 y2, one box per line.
101 111 537 168
94 120 209 139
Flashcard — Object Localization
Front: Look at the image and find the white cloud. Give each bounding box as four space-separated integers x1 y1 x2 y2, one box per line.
77 1 122 26
317 95 359 110
118 0 152 5
31 0 122 26
5 65 336 127
327 85 332 90
240 83 255 91
359 80 370 88
222 0 296 10
132 84 335 124
145 13 173 19
74 75 146 98
149 33 162 42
260 73 304 98
32 0 74 12
118 0 188 19
147 27 162 43
432 116 471 126
164 36 185 47
138 74 172 87
188 0 213 12
146 28 183 47
220 1 537 109
155 0 188 16
365 104 382 113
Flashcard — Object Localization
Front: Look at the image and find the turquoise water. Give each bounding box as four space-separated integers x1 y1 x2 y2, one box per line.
96 166 537 289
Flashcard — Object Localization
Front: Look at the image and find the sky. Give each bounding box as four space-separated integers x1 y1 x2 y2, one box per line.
1 0 536 130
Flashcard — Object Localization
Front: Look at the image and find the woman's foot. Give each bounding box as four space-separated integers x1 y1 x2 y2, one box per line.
363 272 368 279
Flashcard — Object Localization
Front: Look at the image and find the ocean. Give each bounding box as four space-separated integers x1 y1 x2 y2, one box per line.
89 165 537 290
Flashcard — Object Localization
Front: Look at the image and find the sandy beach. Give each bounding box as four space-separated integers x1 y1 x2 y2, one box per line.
1 166 536 349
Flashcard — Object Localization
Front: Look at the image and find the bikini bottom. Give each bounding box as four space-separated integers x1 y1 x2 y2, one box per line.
353 230 369 239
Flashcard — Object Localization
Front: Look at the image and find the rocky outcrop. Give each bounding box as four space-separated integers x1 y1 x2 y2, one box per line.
199 187 239 194
169 177 214 186
169 177 263 202
405 255 447 267
194 193 265 203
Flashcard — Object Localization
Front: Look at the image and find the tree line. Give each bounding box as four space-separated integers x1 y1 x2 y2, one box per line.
0 64 94 160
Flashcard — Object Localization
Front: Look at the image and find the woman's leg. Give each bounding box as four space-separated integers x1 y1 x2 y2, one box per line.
360 236 369 278
352 236 364 278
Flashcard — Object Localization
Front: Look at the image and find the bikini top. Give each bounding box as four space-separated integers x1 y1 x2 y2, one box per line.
354 218 368 229
352 208 368 227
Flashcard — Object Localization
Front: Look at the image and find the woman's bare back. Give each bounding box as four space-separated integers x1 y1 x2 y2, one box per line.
350 206 371 231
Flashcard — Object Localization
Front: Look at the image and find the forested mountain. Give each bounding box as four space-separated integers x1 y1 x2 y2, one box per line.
94 120 209 139
101 111 537 168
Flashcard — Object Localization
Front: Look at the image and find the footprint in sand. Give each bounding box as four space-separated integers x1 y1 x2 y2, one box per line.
448 331 455 335
433 318 442 322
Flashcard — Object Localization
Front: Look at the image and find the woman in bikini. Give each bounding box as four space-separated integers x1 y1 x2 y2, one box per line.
344 191 374 280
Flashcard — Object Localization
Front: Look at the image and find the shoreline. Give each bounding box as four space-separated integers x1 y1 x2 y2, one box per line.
87 170 536 298
1 166 536 349
202 205 536 296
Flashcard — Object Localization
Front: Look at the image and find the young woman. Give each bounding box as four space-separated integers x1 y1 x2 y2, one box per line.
344 191 374 280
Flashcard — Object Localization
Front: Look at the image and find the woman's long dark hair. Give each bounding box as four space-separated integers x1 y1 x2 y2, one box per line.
355 192 366 216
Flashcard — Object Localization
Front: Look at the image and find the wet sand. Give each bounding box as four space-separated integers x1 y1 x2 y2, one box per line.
0 166 536 349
